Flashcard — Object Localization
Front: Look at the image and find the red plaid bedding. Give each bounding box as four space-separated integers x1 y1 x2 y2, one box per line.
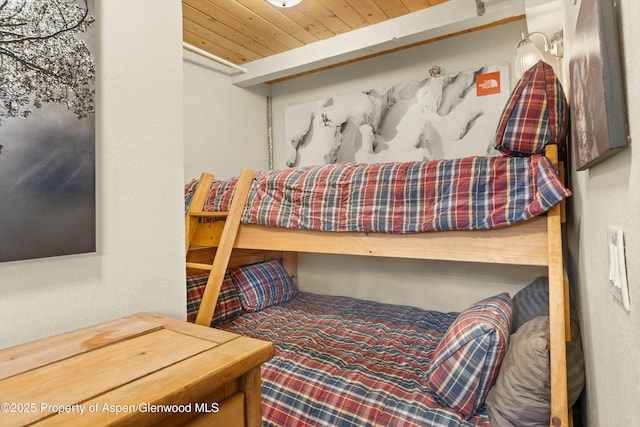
219 292 491 427
186 155 570 232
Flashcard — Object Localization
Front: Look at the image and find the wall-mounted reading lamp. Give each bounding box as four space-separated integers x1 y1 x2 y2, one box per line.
514 30 564 77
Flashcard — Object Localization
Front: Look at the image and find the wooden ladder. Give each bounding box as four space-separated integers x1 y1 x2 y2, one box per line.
185 168 254 326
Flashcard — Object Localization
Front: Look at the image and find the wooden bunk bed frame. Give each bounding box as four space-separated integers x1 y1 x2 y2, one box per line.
184 145 571 427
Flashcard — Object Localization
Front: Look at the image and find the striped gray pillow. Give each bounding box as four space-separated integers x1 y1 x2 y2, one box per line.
484 314 585 426
511 276 549 333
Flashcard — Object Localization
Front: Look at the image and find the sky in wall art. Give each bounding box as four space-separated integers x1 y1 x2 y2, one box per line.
0 0 96 262
285 64 510 167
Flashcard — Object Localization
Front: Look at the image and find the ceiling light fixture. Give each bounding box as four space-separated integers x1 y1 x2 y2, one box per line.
514 30 564 78
266 0 302 8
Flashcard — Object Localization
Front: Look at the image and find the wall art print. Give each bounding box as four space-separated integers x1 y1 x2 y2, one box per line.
0 0 96 262
285 64 510 168
569 0 628 170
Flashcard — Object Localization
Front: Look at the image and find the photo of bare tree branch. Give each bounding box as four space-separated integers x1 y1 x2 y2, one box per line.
0 0 96 262
0 0 95 126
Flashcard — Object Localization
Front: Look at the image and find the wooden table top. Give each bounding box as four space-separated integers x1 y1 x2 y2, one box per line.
0 312 273 426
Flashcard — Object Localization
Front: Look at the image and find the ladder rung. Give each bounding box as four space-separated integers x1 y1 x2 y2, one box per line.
186 262 213 271
190 211 228 218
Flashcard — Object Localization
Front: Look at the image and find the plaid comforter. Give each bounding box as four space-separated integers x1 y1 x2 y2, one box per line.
186 155 570 232
219 292 491 427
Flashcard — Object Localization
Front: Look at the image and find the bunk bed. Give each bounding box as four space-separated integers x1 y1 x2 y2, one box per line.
184 61 580 427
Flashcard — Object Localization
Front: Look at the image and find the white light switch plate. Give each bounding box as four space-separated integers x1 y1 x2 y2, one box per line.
608 226 630 311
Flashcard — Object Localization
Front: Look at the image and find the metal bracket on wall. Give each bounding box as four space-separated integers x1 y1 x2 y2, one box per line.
475 0 485 16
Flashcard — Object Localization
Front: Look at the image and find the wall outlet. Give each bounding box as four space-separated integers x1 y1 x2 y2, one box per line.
608 226 630 311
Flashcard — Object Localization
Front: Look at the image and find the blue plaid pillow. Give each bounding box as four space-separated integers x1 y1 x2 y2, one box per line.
230 260 297 312
426 293 513 418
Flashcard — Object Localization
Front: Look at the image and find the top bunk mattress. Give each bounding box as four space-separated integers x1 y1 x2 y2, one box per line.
185 155 570 233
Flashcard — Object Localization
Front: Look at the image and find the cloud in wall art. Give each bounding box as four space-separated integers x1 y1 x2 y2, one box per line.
285 64 510 168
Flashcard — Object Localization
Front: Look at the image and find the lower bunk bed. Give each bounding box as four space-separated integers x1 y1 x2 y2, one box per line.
186 254 585 427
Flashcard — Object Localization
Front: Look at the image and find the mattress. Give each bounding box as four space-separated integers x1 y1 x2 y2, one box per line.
186 155 570 233
219 292 492 427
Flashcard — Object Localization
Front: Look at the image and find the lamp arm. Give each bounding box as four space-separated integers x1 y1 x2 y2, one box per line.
521 31 551 52
519 30 564 58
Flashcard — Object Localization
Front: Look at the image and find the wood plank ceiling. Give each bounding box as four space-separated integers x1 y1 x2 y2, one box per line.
182 0 450 67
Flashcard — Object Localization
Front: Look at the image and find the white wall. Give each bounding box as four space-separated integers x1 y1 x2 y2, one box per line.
183 53 269 182
0 0 186 348
269 19 546 312
563 0 640 425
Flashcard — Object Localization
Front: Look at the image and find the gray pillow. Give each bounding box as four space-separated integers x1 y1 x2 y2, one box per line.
484 314 585 427
511 276 549 333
